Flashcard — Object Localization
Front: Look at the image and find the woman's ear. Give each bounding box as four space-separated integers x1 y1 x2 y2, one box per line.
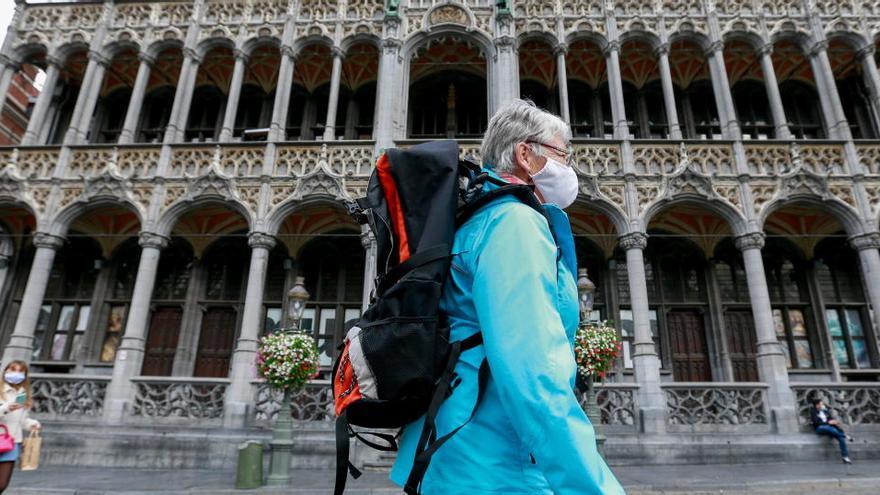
513 142 533 177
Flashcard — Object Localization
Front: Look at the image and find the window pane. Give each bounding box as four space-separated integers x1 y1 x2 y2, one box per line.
317 337 334 367
619 310 633 337
616 262 630 304
622 341 633 369
76 305 90 330
57 305 76 330
50 334 67 360
845 309 864 336
833 339 850 367
826 308 843 337
780 341 793 368
788 309 807 337
773 309 785 337
852 339 870 368
343 308 361 331
100 305 126 362
300 308 315 332
794 340 814 368
264 307 282 335
319 308 336 335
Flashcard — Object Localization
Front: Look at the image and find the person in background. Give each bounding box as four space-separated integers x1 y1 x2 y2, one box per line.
810 397 852 464
0 361 41 493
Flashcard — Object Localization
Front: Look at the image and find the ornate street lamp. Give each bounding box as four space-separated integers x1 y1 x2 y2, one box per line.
577 268 596 321
576 267 605 454
267 276 311 486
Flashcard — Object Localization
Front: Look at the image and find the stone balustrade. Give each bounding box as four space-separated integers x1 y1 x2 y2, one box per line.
791 383 880 428
251 379 335 425
576 383 639 432
129 377 230 423
663 383 770 431
30 373 110 419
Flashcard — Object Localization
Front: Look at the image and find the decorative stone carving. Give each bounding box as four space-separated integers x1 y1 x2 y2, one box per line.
618 232 648 250
0 164 26 204
248 231 277 250
32 232 65 251
139 232 170 250
82 160 132 202
660 166 719 201
665 386 768 426
848 233 880 251
291 145 348 201
734 232 766 251
428 5 469 27
777 168 830 201
183 149 238 203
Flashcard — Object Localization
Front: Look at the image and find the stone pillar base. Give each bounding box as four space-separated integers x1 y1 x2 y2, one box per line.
639 406 667 435
770 406 799 434
223 401 250 429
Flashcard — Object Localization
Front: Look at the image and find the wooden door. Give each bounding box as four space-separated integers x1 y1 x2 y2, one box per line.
667 310 712 382
724 310 759 382
194 307 236 377
141 307 182 376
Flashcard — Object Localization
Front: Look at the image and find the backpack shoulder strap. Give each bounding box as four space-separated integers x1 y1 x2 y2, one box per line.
456 184 548 228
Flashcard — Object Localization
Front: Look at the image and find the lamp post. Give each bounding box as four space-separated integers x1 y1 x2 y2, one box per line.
266 276 310 486
577 268 605 454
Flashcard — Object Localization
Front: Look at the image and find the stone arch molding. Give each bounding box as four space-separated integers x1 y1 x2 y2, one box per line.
640 146 748 236
291 144 350 203
0 164 39 222
576 174 630 234
49 162 145 236
757 166 865 236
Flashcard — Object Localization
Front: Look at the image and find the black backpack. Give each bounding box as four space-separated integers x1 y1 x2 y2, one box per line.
332 140 544 495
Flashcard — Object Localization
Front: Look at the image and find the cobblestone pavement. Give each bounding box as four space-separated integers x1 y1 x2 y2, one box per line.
5 460 880 494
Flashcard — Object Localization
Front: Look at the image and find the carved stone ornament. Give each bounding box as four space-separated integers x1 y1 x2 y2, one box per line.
32 232 65 251
139 231 170 250
183 148 238 202
618 232 648 251
848 233 880 252
660 163 720 202
291 144 348 201
248 231 277 250
0 164 26 203
427 4 470 27
734 232 766 252
777 168 830 201
83 157 132 202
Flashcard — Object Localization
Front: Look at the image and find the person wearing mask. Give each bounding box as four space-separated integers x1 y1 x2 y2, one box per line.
810 397 852 464
391 99 624 494
0 361 40 493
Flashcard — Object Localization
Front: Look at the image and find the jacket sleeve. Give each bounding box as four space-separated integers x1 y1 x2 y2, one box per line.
0 396 10 416
470 204 624 495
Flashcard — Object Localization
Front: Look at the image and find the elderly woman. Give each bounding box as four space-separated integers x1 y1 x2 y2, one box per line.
390 99 624 494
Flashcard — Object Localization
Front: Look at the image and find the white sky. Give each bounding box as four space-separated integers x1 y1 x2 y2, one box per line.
0 1 13 45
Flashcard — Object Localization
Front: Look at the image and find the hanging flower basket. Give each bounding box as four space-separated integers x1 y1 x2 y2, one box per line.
574 320 621 381
256 331 320 391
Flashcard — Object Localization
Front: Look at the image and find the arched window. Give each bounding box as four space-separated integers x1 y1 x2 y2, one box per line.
195 236 250 377
97 238 141 362
732 80 773 139
285 84 309 140
762 238 817 368
623 81 668 138
815 237 876 369
713 239 759 382
521 80 558 114
262 245 291 336
297 233 364 369
346 82 376 139
34 235 102 362
138 87 175 143
677 81 721 139
46 51 87 144
186 86 226 142
837 75 878 139
780 80 825 139
408 71 487 138
568 80 596 137
234 83 274 140
143 238 194 376
92 88 132 143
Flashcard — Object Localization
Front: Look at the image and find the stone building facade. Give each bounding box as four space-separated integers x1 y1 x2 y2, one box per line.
0 0 878 467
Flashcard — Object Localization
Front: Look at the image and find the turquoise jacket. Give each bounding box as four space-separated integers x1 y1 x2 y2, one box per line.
390 175 625 494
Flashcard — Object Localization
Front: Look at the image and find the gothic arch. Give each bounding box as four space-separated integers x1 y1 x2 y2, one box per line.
340 33 381 53
196 36 235 59
668 31 712 52
571 195 630 236
824 31 869 51
563 32 609 52
618 30 663 52
721 30 765 51
145 38 184 59
101 40 142 61
265 197 352 237
241 36 282 57
48 198 143 238
154 197 254 239
759 196 864 237
642 196 749 238
292 34 335 55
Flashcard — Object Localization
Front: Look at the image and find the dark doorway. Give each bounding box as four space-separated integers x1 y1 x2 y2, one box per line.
724 310 759 382
141 307 183 376
194 307 236 378
668 310 711 382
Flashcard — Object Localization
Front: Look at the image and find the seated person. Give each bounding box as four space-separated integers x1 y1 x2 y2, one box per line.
810 398 853 464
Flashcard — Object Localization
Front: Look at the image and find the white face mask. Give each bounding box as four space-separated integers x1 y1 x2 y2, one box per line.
529 157 579 209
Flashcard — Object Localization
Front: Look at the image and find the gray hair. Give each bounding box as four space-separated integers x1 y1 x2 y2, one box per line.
480 99 571 174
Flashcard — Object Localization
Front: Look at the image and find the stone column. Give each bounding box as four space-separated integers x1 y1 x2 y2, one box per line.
850 233 880 343
809 40 851 140
65 50 109 144
605 41 629 139
618 233 665 433
855 45 880 133
656 43 682 140
21 57 61 145
164 48 202 143
555 44 570 124
103 232 168 423
492 13 518 112
219 49 249 143
1 233 65 363
361 227 377 312
735 233 798 433
706 42 741 139
373 38 402 151
322 48 344 141
118 52 154 145
758 44 793 140
0 56 20 115
269 46 296 142
223 232 276 427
